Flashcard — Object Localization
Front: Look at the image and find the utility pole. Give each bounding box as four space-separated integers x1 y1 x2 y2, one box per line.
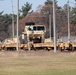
11 0 15 38
67 0 70 41
27 32 31 51
17 0 19 51
53 0 56 53
49 14 51 41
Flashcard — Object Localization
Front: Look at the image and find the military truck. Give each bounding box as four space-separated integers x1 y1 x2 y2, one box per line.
20 22 46 50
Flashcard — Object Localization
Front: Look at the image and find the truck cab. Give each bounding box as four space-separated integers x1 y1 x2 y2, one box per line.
20 22 46 44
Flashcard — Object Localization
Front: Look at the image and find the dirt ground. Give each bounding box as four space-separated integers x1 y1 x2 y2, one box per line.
0 49 76 57
0 49 76 75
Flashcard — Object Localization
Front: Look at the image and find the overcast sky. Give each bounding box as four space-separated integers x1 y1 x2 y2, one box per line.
0 0 75 14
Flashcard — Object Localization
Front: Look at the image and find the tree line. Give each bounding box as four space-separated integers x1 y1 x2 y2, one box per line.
0 0 76 41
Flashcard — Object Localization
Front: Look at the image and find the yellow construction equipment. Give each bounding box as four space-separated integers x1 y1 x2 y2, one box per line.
64 40 73 51
58 39 73 51
1 38 24 50
1 22 75 52
58 42 65 51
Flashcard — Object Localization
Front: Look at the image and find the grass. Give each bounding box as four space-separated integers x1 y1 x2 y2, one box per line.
0 51 76 75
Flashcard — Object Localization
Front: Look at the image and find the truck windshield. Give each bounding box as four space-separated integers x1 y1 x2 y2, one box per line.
28 26 45 31
28 26 33 30
37 26 44 30
33 27 36 30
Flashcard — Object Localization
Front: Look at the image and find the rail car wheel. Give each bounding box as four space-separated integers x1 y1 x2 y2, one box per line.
31 45 34 50
23 47 28 51
4 47 7 51
72 47 74 51
23 47 26 50
60 47 63 52
13 47 16 50
69 44 73 51
0 48 1 51
47 47 51 51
